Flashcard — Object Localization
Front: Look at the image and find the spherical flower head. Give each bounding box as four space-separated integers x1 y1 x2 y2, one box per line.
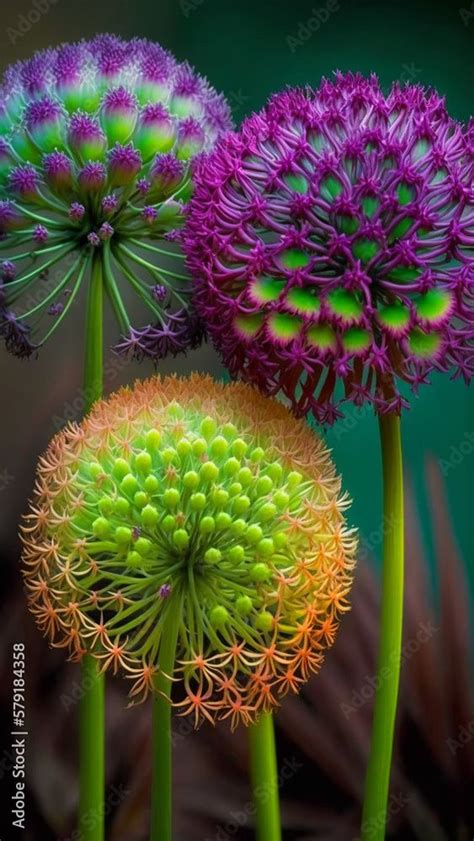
0 35 232 359
185 73 474 422
22 374 356 727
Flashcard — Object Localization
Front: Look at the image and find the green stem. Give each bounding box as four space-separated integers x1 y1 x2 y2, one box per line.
84 252 104 411
361 412 404 841
79 654 105 841
150 601 181 841
79 251 105 841
248 711 282 841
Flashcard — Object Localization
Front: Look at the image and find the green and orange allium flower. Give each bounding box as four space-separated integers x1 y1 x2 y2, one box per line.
22 374 357 727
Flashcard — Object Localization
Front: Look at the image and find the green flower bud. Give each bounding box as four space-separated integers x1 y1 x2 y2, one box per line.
231 438 248 458
255 611 274 632
256 475 273 495
135 537 152 556
192 438 207 457
183 470 199 489
231 518 247 536
210 436 228 458
190 492 206 511
259 502 277 522
237 467 253 486
144 475 160 494
224 457 240 477
199 516 215 534
258 538 274 557
204 547 222 564
134 491 148 509
163 488 180 508
145 429 161 451
250 562 270 582
173 529 189 550
126 551 143 568
212 488 229 507
99 497 114 516
236 595 253 616
113 458 130 479
288 471 303 488
135 451 152 473
141 505 159 528
115 526 132 543
273 490 289 509
177 438 192 458
200 461 219 483
114 497 130 516
162 514 175 532
233 495 250 515
210 605 229 628
200 416 217 439
215 512 232 529
121 473 138 495
228 545 245 563
247 525 263 544
92 517 111 539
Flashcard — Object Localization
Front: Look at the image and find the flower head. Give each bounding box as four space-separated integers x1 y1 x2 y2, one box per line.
185 73 474 422
0 35 231 359
22 374 356 726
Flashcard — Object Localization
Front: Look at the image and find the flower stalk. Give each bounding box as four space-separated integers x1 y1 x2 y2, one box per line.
249 712 281 841
79 251 105 841
361 412 404 840
151 595 182 841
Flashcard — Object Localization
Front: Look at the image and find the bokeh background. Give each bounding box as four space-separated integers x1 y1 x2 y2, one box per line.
0 0 472 839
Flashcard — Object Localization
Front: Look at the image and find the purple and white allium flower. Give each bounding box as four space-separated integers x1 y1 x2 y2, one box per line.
185 73 474 422
0 35 231 359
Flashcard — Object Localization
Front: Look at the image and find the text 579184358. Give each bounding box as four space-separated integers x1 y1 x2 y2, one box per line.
11 643 27 831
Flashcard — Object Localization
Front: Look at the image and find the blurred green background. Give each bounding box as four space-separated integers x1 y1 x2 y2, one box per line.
0 0 472 594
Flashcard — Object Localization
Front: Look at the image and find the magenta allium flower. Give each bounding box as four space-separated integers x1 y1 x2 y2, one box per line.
0 35 231 359
185 74 474 422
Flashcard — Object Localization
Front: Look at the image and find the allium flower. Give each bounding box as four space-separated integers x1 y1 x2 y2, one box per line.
21 374 356 727
185 73 474 422
0 35 232 359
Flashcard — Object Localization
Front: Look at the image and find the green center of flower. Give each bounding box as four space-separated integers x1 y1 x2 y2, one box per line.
58 402 311 660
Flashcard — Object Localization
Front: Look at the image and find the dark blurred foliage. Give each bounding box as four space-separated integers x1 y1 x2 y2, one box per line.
0 459 472 841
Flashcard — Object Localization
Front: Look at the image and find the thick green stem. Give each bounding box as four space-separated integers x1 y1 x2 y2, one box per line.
83 252 103 412
79 252 105 841
150 604 181 841
249 711 282 841
361 412 404 841
79 654 105 841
